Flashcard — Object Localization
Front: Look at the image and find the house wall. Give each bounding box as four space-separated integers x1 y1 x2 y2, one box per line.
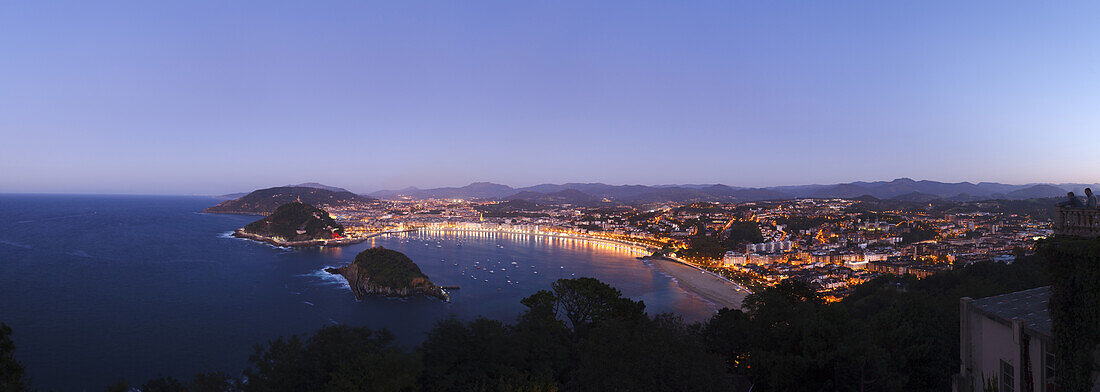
957 297 1052 392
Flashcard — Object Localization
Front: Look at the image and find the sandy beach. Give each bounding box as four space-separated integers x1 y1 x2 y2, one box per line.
647 258 749 310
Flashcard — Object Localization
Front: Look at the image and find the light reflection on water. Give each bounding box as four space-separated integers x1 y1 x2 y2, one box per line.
0 195 717 390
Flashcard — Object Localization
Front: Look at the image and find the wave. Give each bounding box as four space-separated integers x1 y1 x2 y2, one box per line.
298 267 352 292
0 240 31 249
302 301 315 307
219 231 296 252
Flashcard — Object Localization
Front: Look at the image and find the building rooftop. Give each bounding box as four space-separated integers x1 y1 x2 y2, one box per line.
970 286 1051 336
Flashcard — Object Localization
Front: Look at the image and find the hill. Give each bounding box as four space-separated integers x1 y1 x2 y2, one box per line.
237 202 345 243
285 182 351 193
1003 184 1068 199
205 186 375 214
890 191 941 202
325 247 446 301
507 189 602 205
367 179 1084 203
371 182 515 200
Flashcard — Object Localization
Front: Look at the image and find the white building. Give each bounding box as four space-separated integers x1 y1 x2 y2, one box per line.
844 259 868 270
863 252 890 262
954 286 1054 392
722 251 747 267
745 241 792 254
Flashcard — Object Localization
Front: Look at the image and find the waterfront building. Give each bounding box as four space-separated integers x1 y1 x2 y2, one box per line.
722 251 747 267
746 240 793 254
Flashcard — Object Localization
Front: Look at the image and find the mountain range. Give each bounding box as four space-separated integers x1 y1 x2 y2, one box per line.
365 178 1087 203
216 179 1093 206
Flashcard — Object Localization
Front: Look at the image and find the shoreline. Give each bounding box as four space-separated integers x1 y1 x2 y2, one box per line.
410 227 658 254
645 257 748 311
231 230 371 247
402 227 745 310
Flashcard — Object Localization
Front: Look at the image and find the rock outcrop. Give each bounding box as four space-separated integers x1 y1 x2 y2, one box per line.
326 247 448 301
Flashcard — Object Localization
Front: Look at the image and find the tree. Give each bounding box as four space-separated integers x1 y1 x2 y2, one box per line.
543 278 646 333
417 317 532 391
0 323 27 392
243 325 418 392
138 375 187 392
570 314 732 392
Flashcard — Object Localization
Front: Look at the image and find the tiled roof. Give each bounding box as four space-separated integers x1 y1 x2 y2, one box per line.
971 286 1051 336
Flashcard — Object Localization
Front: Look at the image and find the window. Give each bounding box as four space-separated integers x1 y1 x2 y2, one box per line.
1002 359 1015 392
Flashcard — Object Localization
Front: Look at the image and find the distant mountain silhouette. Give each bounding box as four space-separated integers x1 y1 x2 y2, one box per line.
365 178 1091 203
285 182 351 193
1003 184 1069 199
400 182 516 199
890 191 941 203
515 183 656 200
507 189 602 205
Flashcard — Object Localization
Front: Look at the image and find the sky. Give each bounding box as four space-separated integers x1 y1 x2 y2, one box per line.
1 1 1099 195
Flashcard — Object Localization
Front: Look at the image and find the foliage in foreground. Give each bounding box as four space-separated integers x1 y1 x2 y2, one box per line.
1 258 1052 391
1 323 27 392
1042 236 1100 391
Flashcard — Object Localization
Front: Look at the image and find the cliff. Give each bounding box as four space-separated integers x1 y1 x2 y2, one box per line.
326 247 447 301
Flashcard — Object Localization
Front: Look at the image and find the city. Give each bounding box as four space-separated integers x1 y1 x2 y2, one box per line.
317 193 1054 302
3 1 1099 391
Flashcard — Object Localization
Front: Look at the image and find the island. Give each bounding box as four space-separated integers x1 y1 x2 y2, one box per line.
326 247 448 301
232 202 366 247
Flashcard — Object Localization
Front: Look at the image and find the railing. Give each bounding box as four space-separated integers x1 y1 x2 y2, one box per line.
1054 207 1100 237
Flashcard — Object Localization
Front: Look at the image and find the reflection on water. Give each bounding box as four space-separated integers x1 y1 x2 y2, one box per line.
0 195 716 390
376 228 649 257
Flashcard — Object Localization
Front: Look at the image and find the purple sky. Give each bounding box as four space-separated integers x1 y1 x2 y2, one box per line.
2 1 1098 195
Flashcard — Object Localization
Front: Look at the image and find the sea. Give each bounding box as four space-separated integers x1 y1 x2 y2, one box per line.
0 194 718 391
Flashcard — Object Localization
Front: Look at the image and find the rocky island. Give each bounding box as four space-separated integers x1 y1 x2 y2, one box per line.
326 247 448 301
233 202 364 247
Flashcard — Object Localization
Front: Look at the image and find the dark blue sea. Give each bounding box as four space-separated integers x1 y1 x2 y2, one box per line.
0 194 716 391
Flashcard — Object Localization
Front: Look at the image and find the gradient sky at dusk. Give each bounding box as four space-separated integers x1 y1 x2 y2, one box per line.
2 1 1099 194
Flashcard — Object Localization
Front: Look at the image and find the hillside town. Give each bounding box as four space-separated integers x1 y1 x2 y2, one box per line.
317 195 1054 300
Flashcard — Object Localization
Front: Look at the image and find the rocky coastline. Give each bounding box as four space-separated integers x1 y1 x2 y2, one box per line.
231 229 370 247
325 265 449 301
325 247 449 302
